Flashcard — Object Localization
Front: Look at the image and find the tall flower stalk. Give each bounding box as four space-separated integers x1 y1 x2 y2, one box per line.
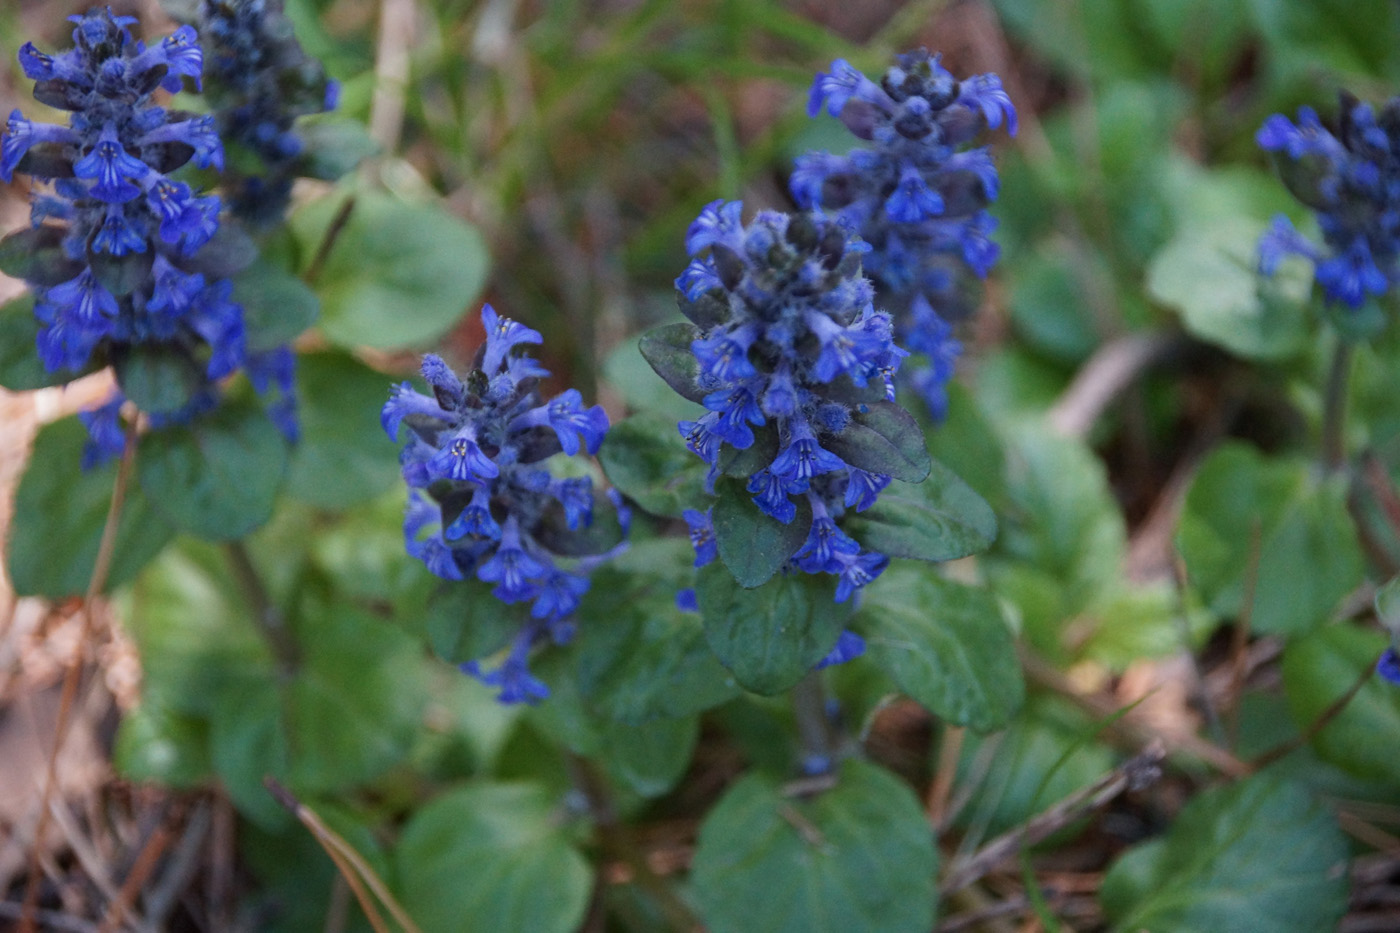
0 9 293 459
793 50 1016 421
384 305 624 702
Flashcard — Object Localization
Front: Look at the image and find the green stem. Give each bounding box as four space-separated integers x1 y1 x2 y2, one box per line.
1322 340 1354 473
224 540 298 676
793 671 834 774
566 754 697 931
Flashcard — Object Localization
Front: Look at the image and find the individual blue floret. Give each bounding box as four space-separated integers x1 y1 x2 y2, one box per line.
385 304 623 703
1379 646 1400 685
0 8 294 458
1258 93 1400 309
671 203 904 602
794 49 1015 421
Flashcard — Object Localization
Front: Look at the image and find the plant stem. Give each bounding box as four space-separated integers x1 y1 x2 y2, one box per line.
1248 650 1381 771
566 754 698 932
1322 339 1354 472
792 670 835 775
20 420 138 933
223 540 298 676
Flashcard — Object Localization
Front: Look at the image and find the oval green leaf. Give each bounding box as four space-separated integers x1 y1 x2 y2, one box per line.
137 400 289 540
8 417 176 597
843 457 996 562
697 564 848 695
692 759 937 933
855 564 1023 731
291 189 490 350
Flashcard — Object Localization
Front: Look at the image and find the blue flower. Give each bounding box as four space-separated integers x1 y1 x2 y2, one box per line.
445 484 502 541
769 418 847 491
683 508 718 567
428 427 500 483
0 10 297 457
1258 94 1400 309
477 518 548 602
553 477 595 530
481 303 544 374
462 628 552 704
662 202 907 600
388 305 624 703
511 389 610 456
1 109 78 181
807 59 886 118
833 550 889 602
796 49 1014 421
78 396 127 469
745 469 798 525
73 127 148 203
794 499 861 573
1379 647 1400 685
814 630 866 670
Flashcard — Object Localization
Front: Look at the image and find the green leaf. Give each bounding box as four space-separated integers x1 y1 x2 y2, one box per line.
137 400 289 540
232 259 320 353
602 715 699 798
295 116 379 180
181 219 258 279
113 690 212 787
599 413 710 518
602 332 704 421
1008 248 1100 364
0 226 81 285
692 759 937 933
954 696 1116 837
396 783 593 933
638 322 707 403
575 545 740 722
697 564 848 694
855 564 1022 731
8 418 176 597
1100 775 1349 932
283 352 401 509
843 458 996 562
712 476 812 588
126 543 428 825
290 189 490 349
1147 217 1310 361
1177 443 1363 636
89 250 152 298
1281 624 1400 785
423 580 525 664
113 343 206 415
0 294 88 390
823 401 931 483
1376 575 1400 629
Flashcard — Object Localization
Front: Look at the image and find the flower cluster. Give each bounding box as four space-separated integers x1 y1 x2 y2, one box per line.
197 0 339 227
677 202 904 603
383 305 619 703
0 9 292 458
1258 93 1400 309
793 50 1016 419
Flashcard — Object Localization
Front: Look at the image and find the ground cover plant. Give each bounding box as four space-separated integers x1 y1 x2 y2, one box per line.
0 0 1399 931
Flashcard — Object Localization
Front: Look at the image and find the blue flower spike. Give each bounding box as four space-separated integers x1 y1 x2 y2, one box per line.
665 201 909 612
386 305 624 704
1258 92 1400 311
795 49 1015 421
196 0 339 226
0 8 298 463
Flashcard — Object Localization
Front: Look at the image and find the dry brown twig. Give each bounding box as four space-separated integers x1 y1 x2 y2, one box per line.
939 741 1166 896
